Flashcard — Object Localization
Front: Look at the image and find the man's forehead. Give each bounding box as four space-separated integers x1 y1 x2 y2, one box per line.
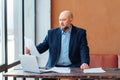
59 10 73 19
59 12 70 19
60 11 70 16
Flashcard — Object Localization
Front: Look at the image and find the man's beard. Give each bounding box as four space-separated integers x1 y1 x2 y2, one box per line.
61 26 70 32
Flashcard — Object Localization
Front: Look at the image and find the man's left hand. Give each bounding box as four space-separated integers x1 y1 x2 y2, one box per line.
80 63 89 70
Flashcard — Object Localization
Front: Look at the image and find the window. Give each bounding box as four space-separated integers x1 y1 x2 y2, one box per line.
0 0 5 79
0 0 24 80
0 0 36 80
7 0 15 65
0 0 5 66
0 0 5 80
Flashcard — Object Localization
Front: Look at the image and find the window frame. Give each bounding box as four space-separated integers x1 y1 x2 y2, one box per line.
0 0 24 79
0 0 36 80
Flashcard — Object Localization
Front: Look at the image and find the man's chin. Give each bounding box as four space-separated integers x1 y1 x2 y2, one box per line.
60 26 65 29
61 26 65 28
61 26 69 31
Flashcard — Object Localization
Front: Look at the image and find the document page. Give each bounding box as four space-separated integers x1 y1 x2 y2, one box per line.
83 67 106 73
24 37 40 57
40 67 71 73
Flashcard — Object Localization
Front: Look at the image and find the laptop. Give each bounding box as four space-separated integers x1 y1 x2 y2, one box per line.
19 55 42 73
19 55 70 73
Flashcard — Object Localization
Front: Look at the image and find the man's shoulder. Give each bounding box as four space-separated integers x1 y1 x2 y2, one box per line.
72 25 86 32
48 27 61 34
50 27 60 31
48 27 60 32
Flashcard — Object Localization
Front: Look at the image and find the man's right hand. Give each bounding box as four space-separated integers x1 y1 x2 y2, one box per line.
25 47 31 55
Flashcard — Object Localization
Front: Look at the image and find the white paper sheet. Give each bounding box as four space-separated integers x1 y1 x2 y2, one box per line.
83 67 106 73
40 67 71 73
24 37 40 57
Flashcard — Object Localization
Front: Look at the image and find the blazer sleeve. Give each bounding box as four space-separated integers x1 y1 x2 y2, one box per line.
80 30 90 65
36 35 49 53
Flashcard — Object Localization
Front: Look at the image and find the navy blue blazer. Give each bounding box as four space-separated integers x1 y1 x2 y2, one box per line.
36 25 90 67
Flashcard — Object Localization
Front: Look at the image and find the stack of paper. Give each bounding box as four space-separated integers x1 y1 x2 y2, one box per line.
40 67 71 73
83 67 106 73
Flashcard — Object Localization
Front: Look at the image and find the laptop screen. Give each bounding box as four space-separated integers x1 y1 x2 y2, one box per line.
19 55 40 73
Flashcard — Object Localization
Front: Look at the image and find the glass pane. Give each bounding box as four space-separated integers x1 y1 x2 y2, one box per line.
0 72 4 80
0 39 1 65
0 0 2 65
7 0 15 64
0 0 4 65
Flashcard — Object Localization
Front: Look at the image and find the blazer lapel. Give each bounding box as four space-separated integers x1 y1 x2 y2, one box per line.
69 26 75 53
56 28 62 57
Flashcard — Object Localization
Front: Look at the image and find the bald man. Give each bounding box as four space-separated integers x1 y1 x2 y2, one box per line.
26 10 90 80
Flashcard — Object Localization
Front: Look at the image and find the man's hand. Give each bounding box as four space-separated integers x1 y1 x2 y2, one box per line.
80 63 89 70
25 47 31 55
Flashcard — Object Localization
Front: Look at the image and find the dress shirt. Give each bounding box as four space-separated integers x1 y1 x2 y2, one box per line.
57 26 72 66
